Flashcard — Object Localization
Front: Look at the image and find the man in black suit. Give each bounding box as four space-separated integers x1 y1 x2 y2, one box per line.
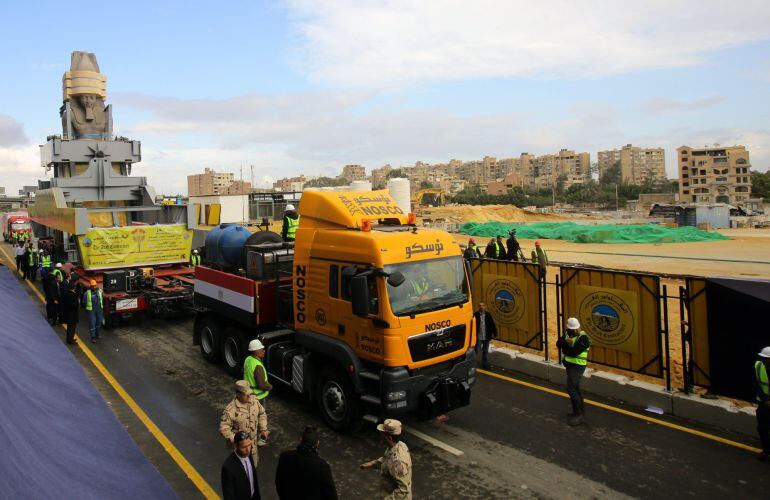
474 302 498 369
221 431 261 500
275 426 337 499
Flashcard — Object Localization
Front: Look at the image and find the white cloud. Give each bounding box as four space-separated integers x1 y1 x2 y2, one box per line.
641 96 725 115
0 145 41 195
0 113 29 147
286 0 770 86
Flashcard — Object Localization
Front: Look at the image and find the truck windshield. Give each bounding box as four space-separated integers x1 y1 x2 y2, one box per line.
11 222 30 230
385 256 469 316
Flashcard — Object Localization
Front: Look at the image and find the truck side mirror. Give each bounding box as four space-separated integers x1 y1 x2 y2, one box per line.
350 275 370 317
387 271 405 288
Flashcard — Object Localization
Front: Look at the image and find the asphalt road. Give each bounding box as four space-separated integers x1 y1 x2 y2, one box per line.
5 254 770 499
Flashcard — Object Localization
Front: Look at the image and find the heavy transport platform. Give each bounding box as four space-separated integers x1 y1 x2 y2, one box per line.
1 242 770 499
0 265 175 499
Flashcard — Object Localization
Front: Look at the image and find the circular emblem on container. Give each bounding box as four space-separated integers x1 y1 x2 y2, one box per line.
83 237 92 248
579 291 634 345
485 279 524 324
315 308 327 326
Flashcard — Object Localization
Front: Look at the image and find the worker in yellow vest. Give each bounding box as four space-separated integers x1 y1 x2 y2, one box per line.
83 280 104 343
755 347 770 459
531 241 549 281
190 249 201 268
557 317 591 426
281 204 300 242
244 339 272 406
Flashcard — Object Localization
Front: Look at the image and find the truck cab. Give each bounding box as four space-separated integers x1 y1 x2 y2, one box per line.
194 190 477 430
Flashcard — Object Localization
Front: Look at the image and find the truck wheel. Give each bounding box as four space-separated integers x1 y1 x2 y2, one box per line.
222 328 246 377
317 368 361 432
198 316 222 363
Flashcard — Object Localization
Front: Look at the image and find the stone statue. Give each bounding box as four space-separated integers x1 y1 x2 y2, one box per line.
61 51 112 139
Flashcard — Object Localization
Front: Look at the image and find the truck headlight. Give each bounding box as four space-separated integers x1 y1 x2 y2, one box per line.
386 390 407 401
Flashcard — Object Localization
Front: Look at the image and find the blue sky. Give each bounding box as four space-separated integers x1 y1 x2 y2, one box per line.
1 0 769 195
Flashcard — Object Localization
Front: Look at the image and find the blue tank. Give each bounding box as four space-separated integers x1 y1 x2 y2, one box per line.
204 224 250 268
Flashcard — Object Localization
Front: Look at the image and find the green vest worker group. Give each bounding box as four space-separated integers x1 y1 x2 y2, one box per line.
755 346 770 459
282 204 300 242
556 317 591 426
244 340 273 405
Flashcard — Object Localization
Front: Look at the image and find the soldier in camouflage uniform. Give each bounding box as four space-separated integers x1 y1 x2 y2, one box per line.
219 380 269 466
360 419 412 500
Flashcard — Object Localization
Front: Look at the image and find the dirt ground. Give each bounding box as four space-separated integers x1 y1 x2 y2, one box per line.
460 226 770 398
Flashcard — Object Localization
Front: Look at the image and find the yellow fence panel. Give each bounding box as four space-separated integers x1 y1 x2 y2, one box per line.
685 278 710 387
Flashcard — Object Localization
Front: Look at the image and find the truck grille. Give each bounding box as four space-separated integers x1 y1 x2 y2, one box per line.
408 325 466 362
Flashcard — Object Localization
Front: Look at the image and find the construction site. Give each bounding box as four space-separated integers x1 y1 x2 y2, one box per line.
2 37 770 500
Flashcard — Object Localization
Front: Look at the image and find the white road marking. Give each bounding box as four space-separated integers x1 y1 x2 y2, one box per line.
403 425 464 457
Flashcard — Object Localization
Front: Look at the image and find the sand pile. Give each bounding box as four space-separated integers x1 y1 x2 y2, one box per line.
421 204 562 223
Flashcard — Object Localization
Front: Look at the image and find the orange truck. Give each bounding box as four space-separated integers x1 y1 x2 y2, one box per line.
193 190 477 430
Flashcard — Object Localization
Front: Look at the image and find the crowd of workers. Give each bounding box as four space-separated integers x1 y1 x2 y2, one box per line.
218 339 412 499
463 230 549 274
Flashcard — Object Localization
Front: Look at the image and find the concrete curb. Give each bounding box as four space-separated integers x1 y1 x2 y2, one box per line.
487 345 756 437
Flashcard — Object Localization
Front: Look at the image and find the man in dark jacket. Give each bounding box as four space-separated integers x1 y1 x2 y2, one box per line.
506 230 524 262
281 204 300 242
474 302 497 369
463 238 480 260
221 431 261 500
556 317 591 426
59 272 79 345
276 426 337 499
43 270 61 325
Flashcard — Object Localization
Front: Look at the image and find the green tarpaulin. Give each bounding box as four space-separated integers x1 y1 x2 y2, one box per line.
458 221 730 244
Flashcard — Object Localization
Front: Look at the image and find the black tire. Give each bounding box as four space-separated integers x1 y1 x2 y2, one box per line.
244 230 283 246
316 367 361 432
198 316 222 363
222 327 246 377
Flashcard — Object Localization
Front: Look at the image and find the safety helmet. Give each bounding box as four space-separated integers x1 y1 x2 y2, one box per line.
192 249 199 254
285 204 295 211
535 241 541 248
566 317 581 330
89 280 97 286
468 238 475 244
248 339 264 352
55 263 63 268
759 346 770 358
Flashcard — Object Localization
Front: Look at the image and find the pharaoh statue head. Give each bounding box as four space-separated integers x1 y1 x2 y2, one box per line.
61 51 111 138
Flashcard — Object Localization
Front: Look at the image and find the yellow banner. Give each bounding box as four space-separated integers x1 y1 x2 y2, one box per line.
575 285 640 354
78 225 193 270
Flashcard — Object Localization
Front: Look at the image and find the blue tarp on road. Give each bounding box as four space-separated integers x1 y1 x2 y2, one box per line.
0 265 177 499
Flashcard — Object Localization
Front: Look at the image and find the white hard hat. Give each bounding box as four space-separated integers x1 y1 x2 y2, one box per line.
566 317 581 330
248 339 264 352
759 347 770 358
192 249 199 254
55 263 63 268
285 204 295 211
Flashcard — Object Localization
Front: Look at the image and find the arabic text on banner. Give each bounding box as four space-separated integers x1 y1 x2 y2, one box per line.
77 225 193 270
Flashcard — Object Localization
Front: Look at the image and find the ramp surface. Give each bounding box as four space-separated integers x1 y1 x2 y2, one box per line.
0 266 176 499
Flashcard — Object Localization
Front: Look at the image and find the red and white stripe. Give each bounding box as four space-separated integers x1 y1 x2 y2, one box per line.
195 266 255 313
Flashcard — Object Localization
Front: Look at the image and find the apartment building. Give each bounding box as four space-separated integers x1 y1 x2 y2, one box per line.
273 175 308 192
531 149 590 189
371 165 393 189
678 145 752 205
340 164 366 182
187 168 235 196
485 172 524 195
598 144 666 185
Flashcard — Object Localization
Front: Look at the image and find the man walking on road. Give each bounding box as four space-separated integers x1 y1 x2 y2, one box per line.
360 419 412 500
220 380 269 466
83 280 104 343
276 426 337 499
59 272 79 345
244 340 272 405
221 431 261 500
557 317 591 426
14 242 25 272
25 245 38 281
474 302 497 369
754 347 770 460
43 269 61 325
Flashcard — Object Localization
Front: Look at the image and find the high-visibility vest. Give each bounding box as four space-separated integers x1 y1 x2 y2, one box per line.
412 276 429 296
285 215 300 240
564 331 590 366
52 269 63 280
85 289 104 311
244 356 269 399
190 254 201 267
531 248 549 266
41 255 51 268
495 241 505 258
470 244 479 255
28 251 38 266
756 361 769 402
